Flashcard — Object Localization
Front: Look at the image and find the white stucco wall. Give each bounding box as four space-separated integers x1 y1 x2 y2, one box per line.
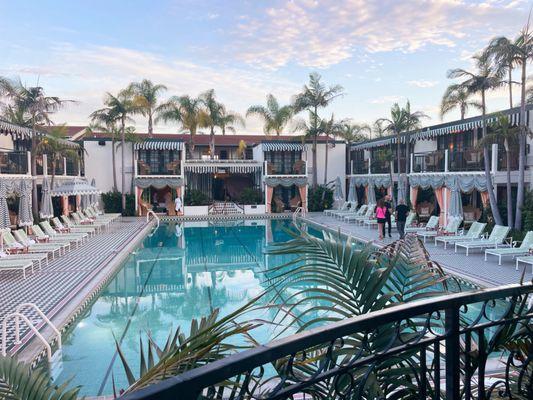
83 140 134 193
412 139 437 153
0 134 15 151
306 142 346 188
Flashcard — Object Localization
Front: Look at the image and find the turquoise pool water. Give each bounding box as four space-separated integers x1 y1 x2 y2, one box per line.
55 219 321 396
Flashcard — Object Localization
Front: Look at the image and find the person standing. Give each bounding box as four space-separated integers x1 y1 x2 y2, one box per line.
384 195 392 238
174 195 182 215
375 199 387 241
395 199 410 239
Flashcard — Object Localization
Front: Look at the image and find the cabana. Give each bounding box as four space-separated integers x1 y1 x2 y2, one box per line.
353 175 392 205
0 177 34 228
134 177 184 216
51 178 101 215
265 176 307 213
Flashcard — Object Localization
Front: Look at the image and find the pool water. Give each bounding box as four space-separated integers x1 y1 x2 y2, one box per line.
55 219 322 396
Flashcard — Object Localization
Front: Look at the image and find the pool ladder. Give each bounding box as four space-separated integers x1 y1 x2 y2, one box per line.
1 303 62 362
292 206 305 223
146 210 160 228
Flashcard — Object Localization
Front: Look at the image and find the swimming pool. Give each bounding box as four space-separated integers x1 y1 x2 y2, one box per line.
54 219 322 396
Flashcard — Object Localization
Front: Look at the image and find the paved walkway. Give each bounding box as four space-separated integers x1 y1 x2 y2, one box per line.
304 213 533 288
0 217 148 353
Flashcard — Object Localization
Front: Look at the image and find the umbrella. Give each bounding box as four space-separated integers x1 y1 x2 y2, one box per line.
448 185 463 219
0 180 11 228
39 177 54 220
18 179 33 227
80 193 90 211
90 178 98 207
51 178 100 197
347 177 357 204
367 180 377 205
333 176 344 209
397 176 407 203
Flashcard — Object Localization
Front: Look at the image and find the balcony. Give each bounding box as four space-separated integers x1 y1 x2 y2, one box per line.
448 149 485 172
497 145 519 171
0 151 29 175
351 160 368 174
412 150 445 173
265 160 307 176
370 159 390 174
136 160 182 176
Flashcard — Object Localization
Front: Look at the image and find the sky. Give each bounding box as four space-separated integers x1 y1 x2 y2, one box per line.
0 0 531 135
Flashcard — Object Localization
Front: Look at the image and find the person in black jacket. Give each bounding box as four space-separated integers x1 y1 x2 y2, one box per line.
384 195 392 238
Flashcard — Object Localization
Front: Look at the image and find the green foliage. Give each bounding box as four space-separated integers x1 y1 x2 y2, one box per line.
0 356 81 400
101 191 135 216
308 185 333 211
184 189 210 206
522 190 533 233
238 188 262 204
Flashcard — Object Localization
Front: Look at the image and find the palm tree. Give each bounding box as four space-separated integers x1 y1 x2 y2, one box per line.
199 89 223 159
319 114 342 185
440 84 482 120
483 24 533 229
447 55 504 225
293 73 344 187
477 114 519 228
402 101 429 174
246 94 293 136
0 78 73 216
157 95 203 158
371 119 387 139
93 90 136 210
127 79 167 137
339 122 370 174
218 106 245 135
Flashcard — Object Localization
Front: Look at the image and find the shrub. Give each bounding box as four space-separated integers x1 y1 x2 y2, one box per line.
184 189 210 206
101 191 135 216
308 185 334 212
239 188 262 204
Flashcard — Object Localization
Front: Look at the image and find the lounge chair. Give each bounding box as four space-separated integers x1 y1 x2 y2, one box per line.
324 201 347 216
0 251 48 269
37 222 87 247
417 216 462 243
15 229 70 256
83 208 114 223
455 225 511 256
52 217 96 236
343 204 368 222
405 215 439 234
89 205 120 220
484 231 533 265
332 202 357 219
352 205 376 225
515 255 533 274
0 259 34 279
2 229 62 259
364 214 396 228
61 215 101 233
434 222 487 249
73 212 108 229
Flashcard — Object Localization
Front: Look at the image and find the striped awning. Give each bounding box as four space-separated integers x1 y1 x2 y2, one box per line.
184 162 261 173
0 120 36 140
263 142 306 152
134 140 183 151
51 178 101 197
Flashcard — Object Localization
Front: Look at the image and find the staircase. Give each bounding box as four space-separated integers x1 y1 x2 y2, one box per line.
209 201 244 215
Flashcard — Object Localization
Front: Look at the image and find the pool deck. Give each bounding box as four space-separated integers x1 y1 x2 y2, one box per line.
0 217 152 363
303 212 533 288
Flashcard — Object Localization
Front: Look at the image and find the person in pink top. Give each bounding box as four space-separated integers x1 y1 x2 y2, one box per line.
375 199 388 240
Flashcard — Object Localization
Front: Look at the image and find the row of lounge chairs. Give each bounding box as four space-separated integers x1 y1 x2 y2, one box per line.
0 206 120 279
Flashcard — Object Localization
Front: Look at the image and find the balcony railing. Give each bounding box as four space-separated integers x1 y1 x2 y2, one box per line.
0 151 28 175
352 160 368 174
449 149 485 172
65 157 79 176
120 282 533 400
47 160 64 176
265 160 307 176
370 159 390 174
137 160 181 176
498 145 520 171
413 150 445 173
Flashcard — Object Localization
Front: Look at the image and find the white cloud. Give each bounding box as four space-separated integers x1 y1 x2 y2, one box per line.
407 80 439 88
231 0 528 69
370 95 405 104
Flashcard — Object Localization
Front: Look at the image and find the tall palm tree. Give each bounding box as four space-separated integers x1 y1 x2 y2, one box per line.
0 77 73 216
477 114 519 228
339 121 370 174
127 79 167 137
199 89 223 159
218 106 245 135
93 90 136 210
447 55 504 225
440 84 482 120
482 24 533 229
157 95 203 158
293 73 344 187
402 101 429 174
371 119 387 139
246 94 293 136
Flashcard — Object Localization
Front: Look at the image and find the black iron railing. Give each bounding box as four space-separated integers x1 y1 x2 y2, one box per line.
449 149 485 172
120 283 533 400
0 151 28 174
137 159 181 175
413 150 446 172
352 160 368 174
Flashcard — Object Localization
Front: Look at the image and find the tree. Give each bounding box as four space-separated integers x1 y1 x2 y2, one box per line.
339 121 370 174
0 77 73 216
477 114 520 228
371 119 387 139
482 23 533 229
319 114 342 185
402 101 429 175
447 55 504 225
93 91 136 211
246 94 293 135
199 89 223 159
440 84 482 120
156 95 203 158
218 106 245 135
293 73 344 187
127 79 167 137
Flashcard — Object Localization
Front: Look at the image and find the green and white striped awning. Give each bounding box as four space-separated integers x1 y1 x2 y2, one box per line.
262 142 306 152
0 120 36 139
134 140 183 151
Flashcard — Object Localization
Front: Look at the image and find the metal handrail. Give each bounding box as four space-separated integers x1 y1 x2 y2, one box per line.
146 210 160 228
1 302 62 362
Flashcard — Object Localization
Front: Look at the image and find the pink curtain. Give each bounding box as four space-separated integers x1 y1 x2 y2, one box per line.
298 185 307 212
266 186 274 213
480 191 490 209
364 185 369 203
434 187 445 226
410 186 418 210
137 187 144 216
75 195 81 210
445 187 452 226
62 196 69 216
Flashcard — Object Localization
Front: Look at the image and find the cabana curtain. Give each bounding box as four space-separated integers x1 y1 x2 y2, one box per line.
134 177 184 189
0 178 33 228
347 177 357 203
18 179 33 227
39 177 54 219
264 176 307 187
409 173 489 193
367 181 377 205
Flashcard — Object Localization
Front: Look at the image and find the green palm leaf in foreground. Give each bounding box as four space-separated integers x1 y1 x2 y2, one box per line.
0 356 81 400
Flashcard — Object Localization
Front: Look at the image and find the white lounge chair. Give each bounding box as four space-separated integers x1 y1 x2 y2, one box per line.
0 259 34 279
352 206 376 225
14 229 68 257
515 255 533 274
332 202 358 219
325 201 349 216
40 221 88 245
2 229 63 259
485 231 533 265
405 215 439 234
434 222 487 249
455 225 511 256
52 217 96 236
343 204 368 222
0 251 48 269
417 216 462 243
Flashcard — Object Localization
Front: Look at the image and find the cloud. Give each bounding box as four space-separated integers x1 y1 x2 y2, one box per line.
231 0 528 69
370 95 405 104
407 80 439 88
